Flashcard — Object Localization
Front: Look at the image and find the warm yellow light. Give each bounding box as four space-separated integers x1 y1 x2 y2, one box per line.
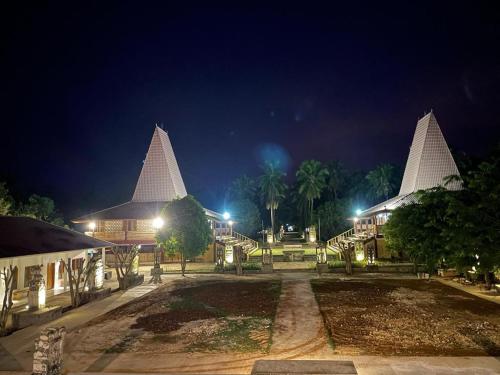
38 288 46 309
353 217 359 223
88 222 96 231
152 217 164 229
228 220 233 226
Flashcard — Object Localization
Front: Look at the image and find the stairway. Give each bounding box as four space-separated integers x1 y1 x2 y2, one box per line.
217 231 259 255
326 228 376 254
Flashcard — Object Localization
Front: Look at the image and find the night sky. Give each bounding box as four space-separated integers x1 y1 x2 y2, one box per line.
2 2 500 219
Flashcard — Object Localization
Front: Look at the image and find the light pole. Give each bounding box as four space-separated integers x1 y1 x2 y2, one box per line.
151 217 164 284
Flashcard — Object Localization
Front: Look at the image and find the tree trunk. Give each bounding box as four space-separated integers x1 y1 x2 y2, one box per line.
270 206 275 243
181 253 186 276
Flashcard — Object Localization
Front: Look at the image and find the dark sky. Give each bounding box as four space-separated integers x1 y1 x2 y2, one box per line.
1 2 500 219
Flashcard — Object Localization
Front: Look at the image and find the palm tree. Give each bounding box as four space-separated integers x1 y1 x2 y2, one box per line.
259 163 286 243
296 160 329 226
326 161 346 200
227 175 257 202
366 164 397 200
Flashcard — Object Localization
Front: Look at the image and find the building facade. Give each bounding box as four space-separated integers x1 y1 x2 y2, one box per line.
73 126 230 263
0 216 111 303
328 111 462 260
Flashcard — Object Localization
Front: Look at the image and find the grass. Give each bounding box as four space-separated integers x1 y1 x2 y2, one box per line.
187 317 269 352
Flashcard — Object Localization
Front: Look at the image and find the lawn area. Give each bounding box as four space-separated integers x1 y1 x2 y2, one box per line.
69 279 281 355
311 278 500 356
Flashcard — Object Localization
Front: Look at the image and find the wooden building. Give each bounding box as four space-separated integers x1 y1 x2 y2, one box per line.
73 126 230 264
328 111 462 260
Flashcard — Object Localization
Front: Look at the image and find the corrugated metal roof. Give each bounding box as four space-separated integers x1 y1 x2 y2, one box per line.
73 201 224 222
358 193 418 217
0 217 113 258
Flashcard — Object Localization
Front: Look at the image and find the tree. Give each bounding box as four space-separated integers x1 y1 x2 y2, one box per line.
0 265 17 335
156 195 212 276
259 163 286 243
227 175 257 202
366 164 398 200
296 160 328 226
18 194 65 226
163 237 179 262
317 200 350 241
384 188 451 275
339 242 355 275
61 255 100 307
111 245 140 290
443 147 500 287
326 161 347 200
230 199 261 238
0 182 14 216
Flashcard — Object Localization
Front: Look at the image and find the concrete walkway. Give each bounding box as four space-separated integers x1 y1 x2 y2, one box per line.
270 277 332 358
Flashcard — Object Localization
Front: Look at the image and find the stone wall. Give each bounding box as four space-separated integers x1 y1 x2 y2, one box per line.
33 327 65 375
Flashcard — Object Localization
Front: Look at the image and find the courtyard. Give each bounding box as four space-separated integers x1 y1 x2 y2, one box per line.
2 272 499 374
311 278 500 356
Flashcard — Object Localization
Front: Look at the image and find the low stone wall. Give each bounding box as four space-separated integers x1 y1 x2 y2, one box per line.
80 288 112 304
12 306 63 330
118 274 144 289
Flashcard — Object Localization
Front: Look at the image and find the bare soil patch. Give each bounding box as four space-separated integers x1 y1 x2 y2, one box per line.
311 278 500 356
69 279 281 355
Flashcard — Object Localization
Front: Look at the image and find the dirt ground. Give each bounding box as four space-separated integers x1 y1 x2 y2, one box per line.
311 278 500 356
65 278 281 357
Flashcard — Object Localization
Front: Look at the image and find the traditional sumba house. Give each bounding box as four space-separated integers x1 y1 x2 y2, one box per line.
73 126 250 264
0 216 111 303
327 111 461 260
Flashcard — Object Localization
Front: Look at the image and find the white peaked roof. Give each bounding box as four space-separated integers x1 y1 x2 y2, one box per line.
399 111 461 195
132 126 187 202
359 111 461 217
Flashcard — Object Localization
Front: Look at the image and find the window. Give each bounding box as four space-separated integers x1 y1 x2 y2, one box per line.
122 219 137 231
24 265 39 288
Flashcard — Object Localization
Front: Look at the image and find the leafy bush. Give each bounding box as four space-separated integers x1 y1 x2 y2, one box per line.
223 262 262 272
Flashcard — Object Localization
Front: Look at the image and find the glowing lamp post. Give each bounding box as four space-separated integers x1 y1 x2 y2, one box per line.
151 217 164 284
88 221 96 237
228 220 233 236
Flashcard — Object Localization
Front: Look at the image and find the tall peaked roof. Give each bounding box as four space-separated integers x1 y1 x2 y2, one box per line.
399 111 461 195
132 126 187 202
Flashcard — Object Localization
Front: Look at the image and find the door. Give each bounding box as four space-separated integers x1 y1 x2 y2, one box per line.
47 263 55 290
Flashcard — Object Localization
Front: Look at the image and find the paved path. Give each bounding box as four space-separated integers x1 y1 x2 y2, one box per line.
0 282 159 371
270 277 332 358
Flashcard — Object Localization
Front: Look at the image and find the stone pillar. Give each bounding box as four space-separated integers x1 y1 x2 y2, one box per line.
28 265 46 310
33 327 66 375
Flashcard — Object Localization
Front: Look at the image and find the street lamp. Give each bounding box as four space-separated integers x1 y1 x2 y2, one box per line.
228 220 233 236
88 222 96 237
151 216 165 284
152 217 164 229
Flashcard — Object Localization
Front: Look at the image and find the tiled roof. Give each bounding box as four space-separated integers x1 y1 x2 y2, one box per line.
399 111 461 195
132 126 187 202
0 217 113 258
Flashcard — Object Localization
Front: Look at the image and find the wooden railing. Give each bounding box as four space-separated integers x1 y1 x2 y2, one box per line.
85 231 155 243
326 228 355 251
232 231 258 251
